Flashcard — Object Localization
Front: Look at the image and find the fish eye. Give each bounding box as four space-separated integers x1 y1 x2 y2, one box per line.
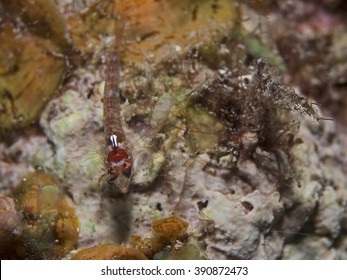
122 161 132 175
124 161 132 170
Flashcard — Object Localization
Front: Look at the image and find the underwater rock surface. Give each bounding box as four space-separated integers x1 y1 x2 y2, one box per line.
0 1 67 133
0 0 346 259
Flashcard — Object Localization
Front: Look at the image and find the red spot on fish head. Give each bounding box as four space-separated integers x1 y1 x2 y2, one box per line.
107 147 132 181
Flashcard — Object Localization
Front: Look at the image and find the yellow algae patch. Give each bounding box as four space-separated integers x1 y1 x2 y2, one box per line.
0 23 66 132
68 0 236 62
72 244 147 260
13 171 79 259
1 0 71 52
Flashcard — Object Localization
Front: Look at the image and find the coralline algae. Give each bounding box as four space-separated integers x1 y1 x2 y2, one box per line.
0 0 346 260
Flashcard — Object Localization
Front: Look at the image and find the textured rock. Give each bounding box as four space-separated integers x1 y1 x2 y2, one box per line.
0 0 346 260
